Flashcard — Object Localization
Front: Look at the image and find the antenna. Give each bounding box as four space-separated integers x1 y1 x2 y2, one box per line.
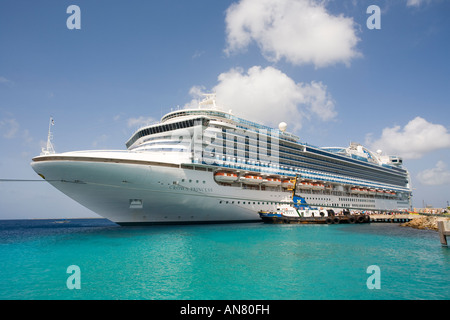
41 117 55 155
199 93 217 109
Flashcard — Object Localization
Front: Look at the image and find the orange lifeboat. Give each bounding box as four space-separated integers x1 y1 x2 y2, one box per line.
264 178 282 187
350 187 360 194
214 172 238 183
300 181 313 189
242 175 263 185
313 183 325 190
281 179 295 189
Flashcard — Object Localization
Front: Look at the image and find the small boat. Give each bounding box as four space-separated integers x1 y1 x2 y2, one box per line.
351 187 369 194
281 179 295 189
263 178 282 187
53 219 70 224
312 183 325 190
214 172 238 183
299 181 313 189
242 175 263 185
351 187 362 194
259 175 370 224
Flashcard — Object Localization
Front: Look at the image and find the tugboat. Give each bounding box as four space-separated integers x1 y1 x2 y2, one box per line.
258 175 370 224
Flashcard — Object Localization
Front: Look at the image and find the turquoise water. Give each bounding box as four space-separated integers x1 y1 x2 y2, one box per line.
0 219 448 300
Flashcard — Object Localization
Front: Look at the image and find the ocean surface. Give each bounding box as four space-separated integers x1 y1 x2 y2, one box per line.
0 218 448 300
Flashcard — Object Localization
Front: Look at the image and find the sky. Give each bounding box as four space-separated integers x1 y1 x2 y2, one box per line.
0 0 449 219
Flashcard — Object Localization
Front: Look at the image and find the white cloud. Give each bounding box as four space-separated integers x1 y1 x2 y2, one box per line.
187 66 336 130
0 76 14 86
224 0 361 68
406 0 431 7
406 0 421 6
92 134 108 148
417 161 450 185
0 118 19 139
127 116 156 129
192 50 205 59
184 85 207 109
366 117 450 159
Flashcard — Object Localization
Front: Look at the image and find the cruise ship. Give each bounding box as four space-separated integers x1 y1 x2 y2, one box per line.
31 95 412 225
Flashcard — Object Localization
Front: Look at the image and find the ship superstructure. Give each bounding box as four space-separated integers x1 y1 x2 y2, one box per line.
31 96 411 225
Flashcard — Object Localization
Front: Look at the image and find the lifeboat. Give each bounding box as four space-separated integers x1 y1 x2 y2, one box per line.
214 172 238 183
350 187 362 194
242 175 263 185
312 183 325 190
368 189 377 195
264 178 282 187
281 179 295 189
300 181 313 189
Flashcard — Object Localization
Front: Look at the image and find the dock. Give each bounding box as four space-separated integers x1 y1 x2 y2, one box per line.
259 213 422 225
259 214 370 224
368 214 416 223
438 220 450 246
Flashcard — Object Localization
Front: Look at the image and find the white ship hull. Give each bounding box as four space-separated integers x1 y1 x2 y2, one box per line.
31 151 410 225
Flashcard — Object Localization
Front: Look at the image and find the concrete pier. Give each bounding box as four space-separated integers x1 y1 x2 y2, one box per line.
437 220 450 246
369 214 416 223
